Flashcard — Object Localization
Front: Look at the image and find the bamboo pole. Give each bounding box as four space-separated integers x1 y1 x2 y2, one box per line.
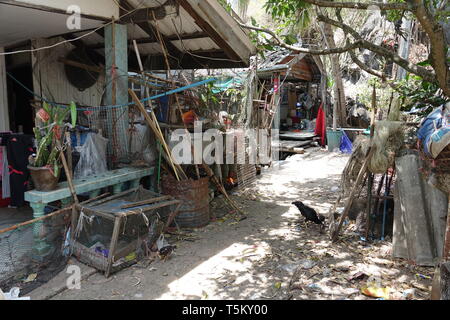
129 89 186 180
331 146 377 242
120 195 172 209
201 163 245 216
152 16 201 180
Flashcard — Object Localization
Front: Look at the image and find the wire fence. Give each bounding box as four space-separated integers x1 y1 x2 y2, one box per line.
0 208 71 295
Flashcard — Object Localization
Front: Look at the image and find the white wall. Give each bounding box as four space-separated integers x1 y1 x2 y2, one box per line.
31 38 105 109
13 0 119 19
0 48 10 132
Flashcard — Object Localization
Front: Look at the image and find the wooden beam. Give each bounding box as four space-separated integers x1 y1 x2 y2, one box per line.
135 50 246 70
119 7 168 24
86 32 209 49
120 0 183 61
177 0 241 62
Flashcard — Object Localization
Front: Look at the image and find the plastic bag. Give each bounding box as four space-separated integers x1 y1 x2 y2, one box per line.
74 133 108 179
0 287 30 300
340 130 353 154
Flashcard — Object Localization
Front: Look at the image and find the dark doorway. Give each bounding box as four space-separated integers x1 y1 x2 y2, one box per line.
6 64 34 134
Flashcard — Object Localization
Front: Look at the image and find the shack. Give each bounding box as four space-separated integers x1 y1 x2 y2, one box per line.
256 49 325 155
0 0 256 291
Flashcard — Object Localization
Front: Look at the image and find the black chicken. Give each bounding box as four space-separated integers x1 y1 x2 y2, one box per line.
292 201 325 229
158 245 176 261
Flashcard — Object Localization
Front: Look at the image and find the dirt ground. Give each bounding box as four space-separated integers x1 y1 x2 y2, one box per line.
29 148 434 300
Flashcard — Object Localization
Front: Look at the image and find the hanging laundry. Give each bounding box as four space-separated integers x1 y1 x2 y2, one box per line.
314 104 326 146
1 146 11 199
0 133 34 207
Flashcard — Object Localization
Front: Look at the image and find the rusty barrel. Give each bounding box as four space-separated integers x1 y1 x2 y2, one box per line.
162 175 210 228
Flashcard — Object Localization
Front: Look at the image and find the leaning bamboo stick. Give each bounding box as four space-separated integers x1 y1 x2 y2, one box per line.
0 207 69 235
201 163 245 216
152 17 201 180
132 40 171 167
129 89 186 180
118 200 181 217
120 195 172 209
331 146 377 242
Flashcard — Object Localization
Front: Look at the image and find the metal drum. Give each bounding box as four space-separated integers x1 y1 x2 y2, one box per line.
162 175 210 228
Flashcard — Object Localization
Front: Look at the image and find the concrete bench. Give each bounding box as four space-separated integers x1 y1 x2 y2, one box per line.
25 166 154 256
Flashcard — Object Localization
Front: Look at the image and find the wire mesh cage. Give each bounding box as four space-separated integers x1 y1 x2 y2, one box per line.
71 186 180 277
0 208 71 294
74 105 155 169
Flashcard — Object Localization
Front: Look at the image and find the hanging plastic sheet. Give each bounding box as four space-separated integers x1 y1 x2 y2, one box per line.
74 133 108 180
340 130 353 154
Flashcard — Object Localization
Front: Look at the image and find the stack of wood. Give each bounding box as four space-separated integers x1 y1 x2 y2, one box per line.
275 132 319 154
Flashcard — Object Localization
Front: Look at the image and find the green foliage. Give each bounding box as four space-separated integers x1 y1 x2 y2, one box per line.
394 74 448 113
32 102 72 177
217 0 232 13
197 82 221 115
264 0 312 33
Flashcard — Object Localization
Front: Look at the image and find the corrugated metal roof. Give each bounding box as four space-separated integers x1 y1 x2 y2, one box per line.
70 0 255 69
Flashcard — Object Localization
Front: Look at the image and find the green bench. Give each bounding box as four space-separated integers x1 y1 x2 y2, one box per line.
25 167 154 256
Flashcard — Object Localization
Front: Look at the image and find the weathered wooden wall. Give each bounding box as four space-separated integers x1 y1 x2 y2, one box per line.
31 37 105 108
280 56 313 81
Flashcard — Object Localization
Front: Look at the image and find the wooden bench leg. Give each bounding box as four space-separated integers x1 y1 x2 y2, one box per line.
61 197 73 208
30 202 51 257
90 189 101 198
130 179 140 189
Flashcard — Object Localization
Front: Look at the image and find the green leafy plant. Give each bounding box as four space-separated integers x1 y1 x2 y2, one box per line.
394 74 448 115
31 101 77 177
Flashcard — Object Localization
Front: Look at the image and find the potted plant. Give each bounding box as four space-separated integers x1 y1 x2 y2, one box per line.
28 101 77 191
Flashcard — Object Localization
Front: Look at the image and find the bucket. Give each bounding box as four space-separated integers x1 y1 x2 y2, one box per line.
28 165 60 191
326 130 343 152
162 175 210 228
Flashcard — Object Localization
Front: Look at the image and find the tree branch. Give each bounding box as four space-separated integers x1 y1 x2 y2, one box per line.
349 50 385 80
238 22 363 55
407 0 450 96
301 0 411 11
317 14 437 83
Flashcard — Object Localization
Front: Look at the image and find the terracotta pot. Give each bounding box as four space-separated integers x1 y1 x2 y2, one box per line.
28 165 60 191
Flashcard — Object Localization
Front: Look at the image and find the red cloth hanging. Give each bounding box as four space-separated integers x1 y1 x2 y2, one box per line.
315 104 326 146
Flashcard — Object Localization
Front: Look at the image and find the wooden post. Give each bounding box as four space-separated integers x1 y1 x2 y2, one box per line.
105 22 129 165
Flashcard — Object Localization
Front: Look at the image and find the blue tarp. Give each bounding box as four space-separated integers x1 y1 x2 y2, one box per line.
211 77 243 93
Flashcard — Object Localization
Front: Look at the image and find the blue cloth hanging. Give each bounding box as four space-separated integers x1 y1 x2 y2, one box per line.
340 130 353 154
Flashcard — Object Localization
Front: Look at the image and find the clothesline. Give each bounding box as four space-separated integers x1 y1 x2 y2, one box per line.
6 72 217 111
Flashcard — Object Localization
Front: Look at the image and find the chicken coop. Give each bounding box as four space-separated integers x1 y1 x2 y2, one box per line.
71 186 181 277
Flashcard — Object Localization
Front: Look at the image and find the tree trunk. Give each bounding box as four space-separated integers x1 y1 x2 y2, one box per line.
321 22 347 127
409 0 450 97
